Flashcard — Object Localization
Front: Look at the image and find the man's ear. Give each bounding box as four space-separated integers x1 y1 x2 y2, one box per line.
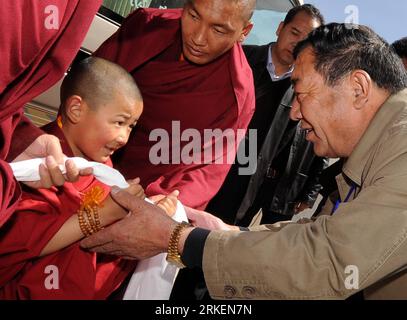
350 70 371 110
64 95 85 124
276 21 284 37
238 22 254 43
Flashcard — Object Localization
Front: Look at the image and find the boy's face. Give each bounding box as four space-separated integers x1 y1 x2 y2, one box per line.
71 93 143 163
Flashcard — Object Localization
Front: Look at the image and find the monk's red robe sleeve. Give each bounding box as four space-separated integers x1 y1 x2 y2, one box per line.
0 0 102 228
0 180 134 299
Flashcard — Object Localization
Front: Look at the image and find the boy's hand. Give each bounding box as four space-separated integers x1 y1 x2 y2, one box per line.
148 194 165 203
153 190 179 217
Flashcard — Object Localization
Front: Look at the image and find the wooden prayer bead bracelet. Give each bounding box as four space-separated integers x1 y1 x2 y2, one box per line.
77 186 104 237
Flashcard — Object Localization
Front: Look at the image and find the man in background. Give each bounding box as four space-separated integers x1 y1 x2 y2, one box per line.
392 37 407 69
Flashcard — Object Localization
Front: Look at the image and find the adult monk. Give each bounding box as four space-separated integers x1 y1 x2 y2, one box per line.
94 0 256 210
0 0 102 227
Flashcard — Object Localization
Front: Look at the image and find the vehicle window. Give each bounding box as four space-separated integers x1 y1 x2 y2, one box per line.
102 0 186 18
245 9 286 45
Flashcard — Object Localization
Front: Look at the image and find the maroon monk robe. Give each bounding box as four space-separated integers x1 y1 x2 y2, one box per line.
0 0 102 227
95 8 255 210
0 121 135 299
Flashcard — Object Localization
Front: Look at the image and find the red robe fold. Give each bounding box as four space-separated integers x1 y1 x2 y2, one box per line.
95 8 255 209
0 0 102 227
0 121 134 299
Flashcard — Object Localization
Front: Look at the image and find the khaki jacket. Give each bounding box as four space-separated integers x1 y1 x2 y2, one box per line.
203 89 407 299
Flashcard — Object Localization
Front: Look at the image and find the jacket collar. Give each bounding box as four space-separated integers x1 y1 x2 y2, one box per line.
245 42 274 69
343 89 407 185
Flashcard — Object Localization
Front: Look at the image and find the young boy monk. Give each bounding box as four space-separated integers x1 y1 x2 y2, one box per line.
0 57 177 299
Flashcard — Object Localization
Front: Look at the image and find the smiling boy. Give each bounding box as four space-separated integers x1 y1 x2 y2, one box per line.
0 57 176 299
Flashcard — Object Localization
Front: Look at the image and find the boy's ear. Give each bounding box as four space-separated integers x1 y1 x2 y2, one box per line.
65 95 85 124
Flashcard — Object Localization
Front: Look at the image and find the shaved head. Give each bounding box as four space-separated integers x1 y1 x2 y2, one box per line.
186 0 256 23
235 0 256 22
60 57 142 117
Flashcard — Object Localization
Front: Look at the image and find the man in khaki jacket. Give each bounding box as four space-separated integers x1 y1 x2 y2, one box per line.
82 23 407 300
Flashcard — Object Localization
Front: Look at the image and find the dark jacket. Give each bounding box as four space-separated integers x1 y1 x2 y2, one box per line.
207 43 328 226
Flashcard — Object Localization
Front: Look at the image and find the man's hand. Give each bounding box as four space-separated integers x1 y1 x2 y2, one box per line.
80 187 185 260
13 134 92 188
105 178 146 222
184 206 239 231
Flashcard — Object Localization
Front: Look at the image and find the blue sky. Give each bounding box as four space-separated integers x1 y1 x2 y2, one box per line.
305 0 407 43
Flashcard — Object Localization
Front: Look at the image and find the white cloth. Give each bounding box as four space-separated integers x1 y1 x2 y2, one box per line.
123 200 187 300
10 157 129 188
9 156 188 300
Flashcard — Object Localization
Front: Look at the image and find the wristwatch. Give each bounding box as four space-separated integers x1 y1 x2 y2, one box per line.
166 221 192 268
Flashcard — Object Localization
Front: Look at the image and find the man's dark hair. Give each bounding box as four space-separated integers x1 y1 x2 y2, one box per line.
391 37 407 59
294 23 407 94
60 57 142 116
283 4 325 26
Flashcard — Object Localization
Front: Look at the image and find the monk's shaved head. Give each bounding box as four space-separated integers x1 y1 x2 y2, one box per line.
186 0 256 23
60 57 142 117
235 0 256 22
